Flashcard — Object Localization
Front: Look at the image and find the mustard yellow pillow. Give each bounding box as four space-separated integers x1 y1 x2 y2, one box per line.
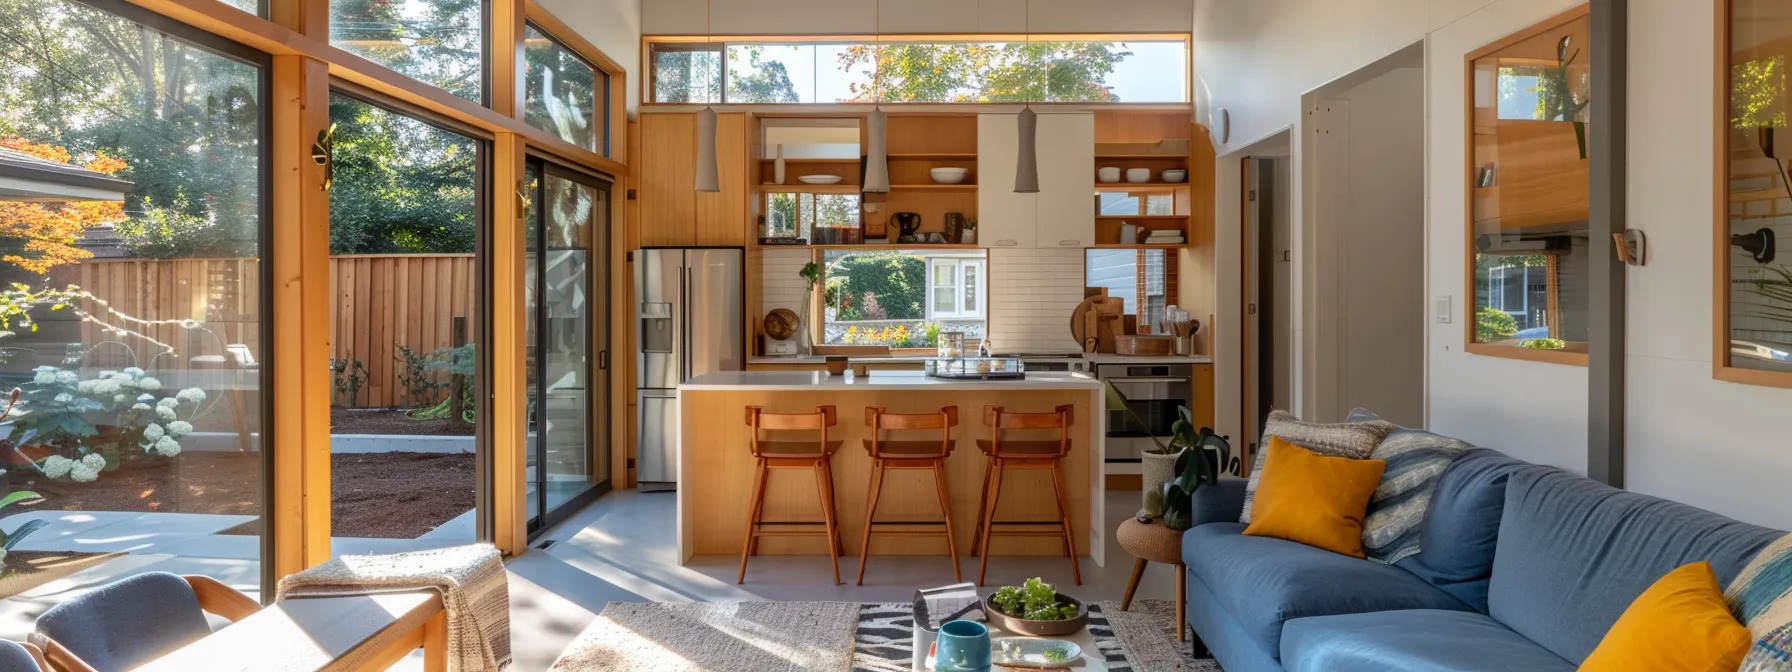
1241 436 1385 558
1579 561 1750 672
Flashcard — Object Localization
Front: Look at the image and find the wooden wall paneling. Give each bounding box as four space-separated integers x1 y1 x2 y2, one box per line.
266 0 325 37
270 54 333 575
640 113 697 246
617 119 643 488
695 112 749 246
1094 111 1192 144
885 115 979 155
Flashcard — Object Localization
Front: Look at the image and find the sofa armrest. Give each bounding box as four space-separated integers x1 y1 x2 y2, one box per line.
1192 479 1247 526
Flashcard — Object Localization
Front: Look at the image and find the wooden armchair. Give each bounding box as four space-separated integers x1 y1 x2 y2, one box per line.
29 573 258 672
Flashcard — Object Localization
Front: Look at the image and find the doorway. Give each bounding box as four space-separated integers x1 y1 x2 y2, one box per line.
1243 155 1294 450
525 160 613 534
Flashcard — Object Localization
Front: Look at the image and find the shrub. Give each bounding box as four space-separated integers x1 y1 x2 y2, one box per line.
1475 306 1518 341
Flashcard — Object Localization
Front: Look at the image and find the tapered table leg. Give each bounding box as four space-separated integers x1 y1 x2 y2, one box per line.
1120 558 1148 610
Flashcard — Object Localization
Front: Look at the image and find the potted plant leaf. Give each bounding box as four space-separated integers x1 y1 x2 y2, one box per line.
1160 411 1233 531
1103 382 1184 517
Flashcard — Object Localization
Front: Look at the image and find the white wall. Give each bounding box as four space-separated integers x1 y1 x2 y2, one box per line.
644 0 1193 35
534 0 643 113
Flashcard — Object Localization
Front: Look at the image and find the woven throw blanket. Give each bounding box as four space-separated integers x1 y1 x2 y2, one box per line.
1727 533 1792 671
1239 410 1393 524
277 543 510 672
551 601 858 671
1348 408 1470 564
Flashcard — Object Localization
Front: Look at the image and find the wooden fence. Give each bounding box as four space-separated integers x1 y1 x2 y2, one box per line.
48 254 476 409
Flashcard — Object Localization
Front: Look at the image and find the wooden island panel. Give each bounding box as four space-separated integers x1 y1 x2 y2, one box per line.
678 386 1102 563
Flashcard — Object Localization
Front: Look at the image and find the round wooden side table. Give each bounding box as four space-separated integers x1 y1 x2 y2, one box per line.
1115 517 1187 641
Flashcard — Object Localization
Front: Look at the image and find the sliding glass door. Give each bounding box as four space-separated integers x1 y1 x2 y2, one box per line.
525 161 610 533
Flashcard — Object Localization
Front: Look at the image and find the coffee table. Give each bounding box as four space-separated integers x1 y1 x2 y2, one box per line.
924 618 1108 670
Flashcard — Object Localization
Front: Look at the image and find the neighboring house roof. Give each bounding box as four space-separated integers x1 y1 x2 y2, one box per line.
0 146 134 202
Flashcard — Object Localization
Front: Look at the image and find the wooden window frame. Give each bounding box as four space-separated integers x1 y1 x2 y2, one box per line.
1461 5 1592 367
1713 0 1792 388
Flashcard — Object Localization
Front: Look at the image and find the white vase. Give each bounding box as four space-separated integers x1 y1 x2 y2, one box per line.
1140 448 1186 514
774 144 786 185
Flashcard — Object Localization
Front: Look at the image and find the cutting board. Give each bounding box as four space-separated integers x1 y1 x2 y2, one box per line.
1069 291 1125 353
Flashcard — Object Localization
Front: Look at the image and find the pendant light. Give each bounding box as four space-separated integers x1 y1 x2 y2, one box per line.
862 0 890 193
695 0 720 192
1014 1 1039 193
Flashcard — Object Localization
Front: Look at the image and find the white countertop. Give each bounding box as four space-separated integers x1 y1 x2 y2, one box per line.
748 353 1212 365
679 370 1105 391
1087 354 1213 364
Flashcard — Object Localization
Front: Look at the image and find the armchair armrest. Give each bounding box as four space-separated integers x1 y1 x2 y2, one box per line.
185 575 260 622
1192 479 1247 526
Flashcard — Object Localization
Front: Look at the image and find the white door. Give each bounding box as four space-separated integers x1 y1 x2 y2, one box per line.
976 113 1038 248
1035 112 1095 249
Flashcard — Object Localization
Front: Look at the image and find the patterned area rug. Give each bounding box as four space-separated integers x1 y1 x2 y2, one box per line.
852 599 1221 671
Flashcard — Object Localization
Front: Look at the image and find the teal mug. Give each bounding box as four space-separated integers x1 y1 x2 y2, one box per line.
935 619 991 671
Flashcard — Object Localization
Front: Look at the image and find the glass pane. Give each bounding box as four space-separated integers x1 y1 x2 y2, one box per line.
764 193 800 237
822 249 984 345
1468 13 1590 353
217 0 262 16
331 0 484 102
1099 192 1142 215
963 264 979 313
1728 0 1792 372
1103 41 1189 103
538 173 595 514
815 194 860 228
1145 194 1174 215
933 263 955 285
524 166 540 524
651 44 721 103
328 94 480 555
873 42 1041 103
1086 249 1175 331
525 24 598 151
0 0 265 596
727 44 813 103
818 43 876 103
934 287 957 314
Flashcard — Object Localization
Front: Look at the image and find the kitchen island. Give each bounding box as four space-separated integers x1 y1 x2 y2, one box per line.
676 370 1108 568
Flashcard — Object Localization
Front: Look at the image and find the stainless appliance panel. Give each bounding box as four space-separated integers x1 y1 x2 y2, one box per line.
636 249 683 390
637 390 678 483
686 249 744 379
1097 363 1194 463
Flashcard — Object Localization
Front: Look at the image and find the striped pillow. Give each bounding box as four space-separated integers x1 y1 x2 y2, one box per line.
1239 410 1393 525
1347 408 1470 565
1726 533 1792 671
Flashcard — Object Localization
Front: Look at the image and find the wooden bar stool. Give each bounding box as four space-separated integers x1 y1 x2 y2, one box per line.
856 405 962 585
972 404 1080 586
738 405 844 585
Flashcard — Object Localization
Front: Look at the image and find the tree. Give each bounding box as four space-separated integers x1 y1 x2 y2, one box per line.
727 47 800 103
326 96 477 254
652 50 721 103
839 42 1130 103
0 138 126 273
327 0 483 101
113 195 243 259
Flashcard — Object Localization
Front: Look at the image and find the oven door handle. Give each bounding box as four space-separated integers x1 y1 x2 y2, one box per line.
1103 377 1190 384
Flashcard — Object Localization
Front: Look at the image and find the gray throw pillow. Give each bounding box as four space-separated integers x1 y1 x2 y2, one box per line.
1347 408 1471 565
1239 410 1395 525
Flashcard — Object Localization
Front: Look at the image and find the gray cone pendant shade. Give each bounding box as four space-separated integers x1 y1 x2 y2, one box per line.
864 107 890 193
695 107 719 192
1014 107 1039 193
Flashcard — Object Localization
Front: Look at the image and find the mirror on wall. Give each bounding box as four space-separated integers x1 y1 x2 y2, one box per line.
1466 8 1591 362
1723 0 1792 376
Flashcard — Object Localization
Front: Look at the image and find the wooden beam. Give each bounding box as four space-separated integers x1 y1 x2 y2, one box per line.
492 0 526 119
266 0 324 37
491 133 529 555
269 54 333 575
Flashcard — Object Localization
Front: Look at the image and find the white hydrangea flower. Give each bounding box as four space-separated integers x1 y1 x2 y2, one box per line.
113 394 129 404
76 380 97 394
132 403 152 412
98 371 116 379
53 393 72 404
137 393 154 402
40 455 73 479
92 380 121 395
137 377 161 391
54 370 77 384
142 423 165 441
166 420 193 437
32 370 55 385
156 397 179 409
123 367 144 376
69 464 98 482
177 388 206 404
154 437 181 457
80 453 105 471
156 406 176 421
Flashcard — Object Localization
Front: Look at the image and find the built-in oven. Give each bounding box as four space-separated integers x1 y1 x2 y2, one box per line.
1098 363 1194 463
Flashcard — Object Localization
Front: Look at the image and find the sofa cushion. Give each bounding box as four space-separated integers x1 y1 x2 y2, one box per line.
1240 410 1393 524
1242 437 1386 558
1489 467 1784 664
1183 522 1473 658
1579 562 1750 672
1345 408 1471 565
1392 448 1531 613
1280 609 1573 672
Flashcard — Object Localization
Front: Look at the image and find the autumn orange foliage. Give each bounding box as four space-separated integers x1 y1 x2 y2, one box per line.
0 138 128 274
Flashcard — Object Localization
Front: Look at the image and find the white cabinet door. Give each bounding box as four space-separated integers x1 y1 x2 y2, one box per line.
1035 112 1095 249
976 113 1037 249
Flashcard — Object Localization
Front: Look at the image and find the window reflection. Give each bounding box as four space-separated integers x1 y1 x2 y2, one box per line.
525 24 601 152
331 0 485 102
1727 0 1792 372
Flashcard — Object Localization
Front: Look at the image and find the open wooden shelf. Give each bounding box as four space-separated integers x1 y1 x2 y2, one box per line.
760 184 860 194
887 152 977 159
765 244 982 250
1095 183 1189 192
1096 215 1187 221
758 157 859 163
888 184 977 190
1092 244 1190 249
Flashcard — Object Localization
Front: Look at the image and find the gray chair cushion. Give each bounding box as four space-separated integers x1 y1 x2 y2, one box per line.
1183 523 1472 659
1280 609 1573 672
1488 468 1784 664
34 571 213 672
0 640 41 672
1392 448 1533 613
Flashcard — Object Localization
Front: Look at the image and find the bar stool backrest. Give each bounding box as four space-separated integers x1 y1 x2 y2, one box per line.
745 405 837 458
863 406 958 458
982 404 1074 459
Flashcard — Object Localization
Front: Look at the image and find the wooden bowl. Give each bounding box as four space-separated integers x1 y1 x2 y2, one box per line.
983 594 1088 637
1115 335 1174 356
824 356 849 376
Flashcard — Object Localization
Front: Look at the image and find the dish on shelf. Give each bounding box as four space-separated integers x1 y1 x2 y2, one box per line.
1125 168 1152 183
1097 167 1122 183
1161 169 1188 183
929 167 969 184
797 175 844 185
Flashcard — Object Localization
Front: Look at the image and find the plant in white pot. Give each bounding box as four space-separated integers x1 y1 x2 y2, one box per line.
1104 382 1230 527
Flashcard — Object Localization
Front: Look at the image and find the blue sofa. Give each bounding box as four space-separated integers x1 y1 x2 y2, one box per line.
1181 447 1784 671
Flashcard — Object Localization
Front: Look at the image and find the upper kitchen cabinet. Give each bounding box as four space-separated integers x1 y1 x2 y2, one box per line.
638 112 749 248
976 112 1094 249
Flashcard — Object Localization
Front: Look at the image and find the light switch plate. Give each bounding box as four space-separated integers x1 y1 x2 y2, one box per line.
1435 295 1453 324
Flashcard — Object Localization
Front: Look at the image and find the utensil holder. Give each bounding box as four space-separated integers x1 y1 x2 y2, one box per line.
1174 335 1194 356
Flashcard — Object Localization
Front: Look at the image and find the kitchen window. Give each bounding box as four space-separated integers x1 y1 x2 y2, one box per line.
928 258 985 319
822 249 987 346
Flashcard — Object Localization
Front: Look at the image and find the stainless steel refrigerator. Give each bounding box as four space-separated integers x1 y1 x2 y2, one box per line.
636 248 744 488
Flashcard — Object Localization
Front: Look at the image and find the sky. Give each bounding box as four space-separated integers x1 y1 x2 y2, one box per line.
724 40 1188 103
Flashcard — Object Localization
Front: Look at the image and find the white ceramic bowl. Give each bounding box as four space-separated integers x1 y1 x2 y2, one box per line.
797 175 844 185
1097 167 1122 183
1161 169 1187 183
1125 168 1152 183
930 167 969 184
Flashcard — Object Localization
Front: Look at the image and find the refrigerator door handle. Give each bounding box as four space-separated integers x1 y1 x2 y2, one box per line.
682 265 694 381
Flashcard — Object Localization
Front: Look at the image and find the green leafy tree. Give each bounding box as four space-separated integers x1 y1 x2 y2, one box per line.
840 42 1129 102
328 0 483 101
1733 56 1788 130
1476 306 1518 342
327 96 477 254
113 196 244 259
825 252 924 321
652 50 721 103
726 47 800 103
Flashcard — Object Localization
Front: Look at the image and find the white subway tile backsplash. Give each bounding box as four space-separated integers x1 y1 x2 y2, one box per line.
987 247 1086 353
762 248 810 313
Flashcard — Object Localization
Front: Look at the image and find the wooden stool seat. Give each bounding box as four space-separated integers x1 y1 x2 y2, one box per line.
1116 518 1188 642
972 404 1081 586
739 406 843 585
856 406 962 585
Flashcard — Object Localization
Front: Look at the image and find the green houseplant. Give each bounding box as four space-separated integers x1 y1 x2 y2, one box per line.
1159 410 1232 531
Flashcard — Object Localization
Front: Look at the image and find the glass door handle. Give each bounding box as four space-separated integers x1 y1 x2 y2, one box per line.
598 350 608 370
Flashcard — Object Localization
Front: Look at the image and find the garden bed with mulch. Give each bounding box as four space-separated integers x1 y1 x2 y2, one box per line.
332 407 473 436
7 451 474 539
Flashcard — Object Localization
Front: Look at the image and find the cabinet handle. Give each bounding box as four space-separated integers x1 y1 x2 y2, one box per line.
995 240 1019 246
1059 239 1082 246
